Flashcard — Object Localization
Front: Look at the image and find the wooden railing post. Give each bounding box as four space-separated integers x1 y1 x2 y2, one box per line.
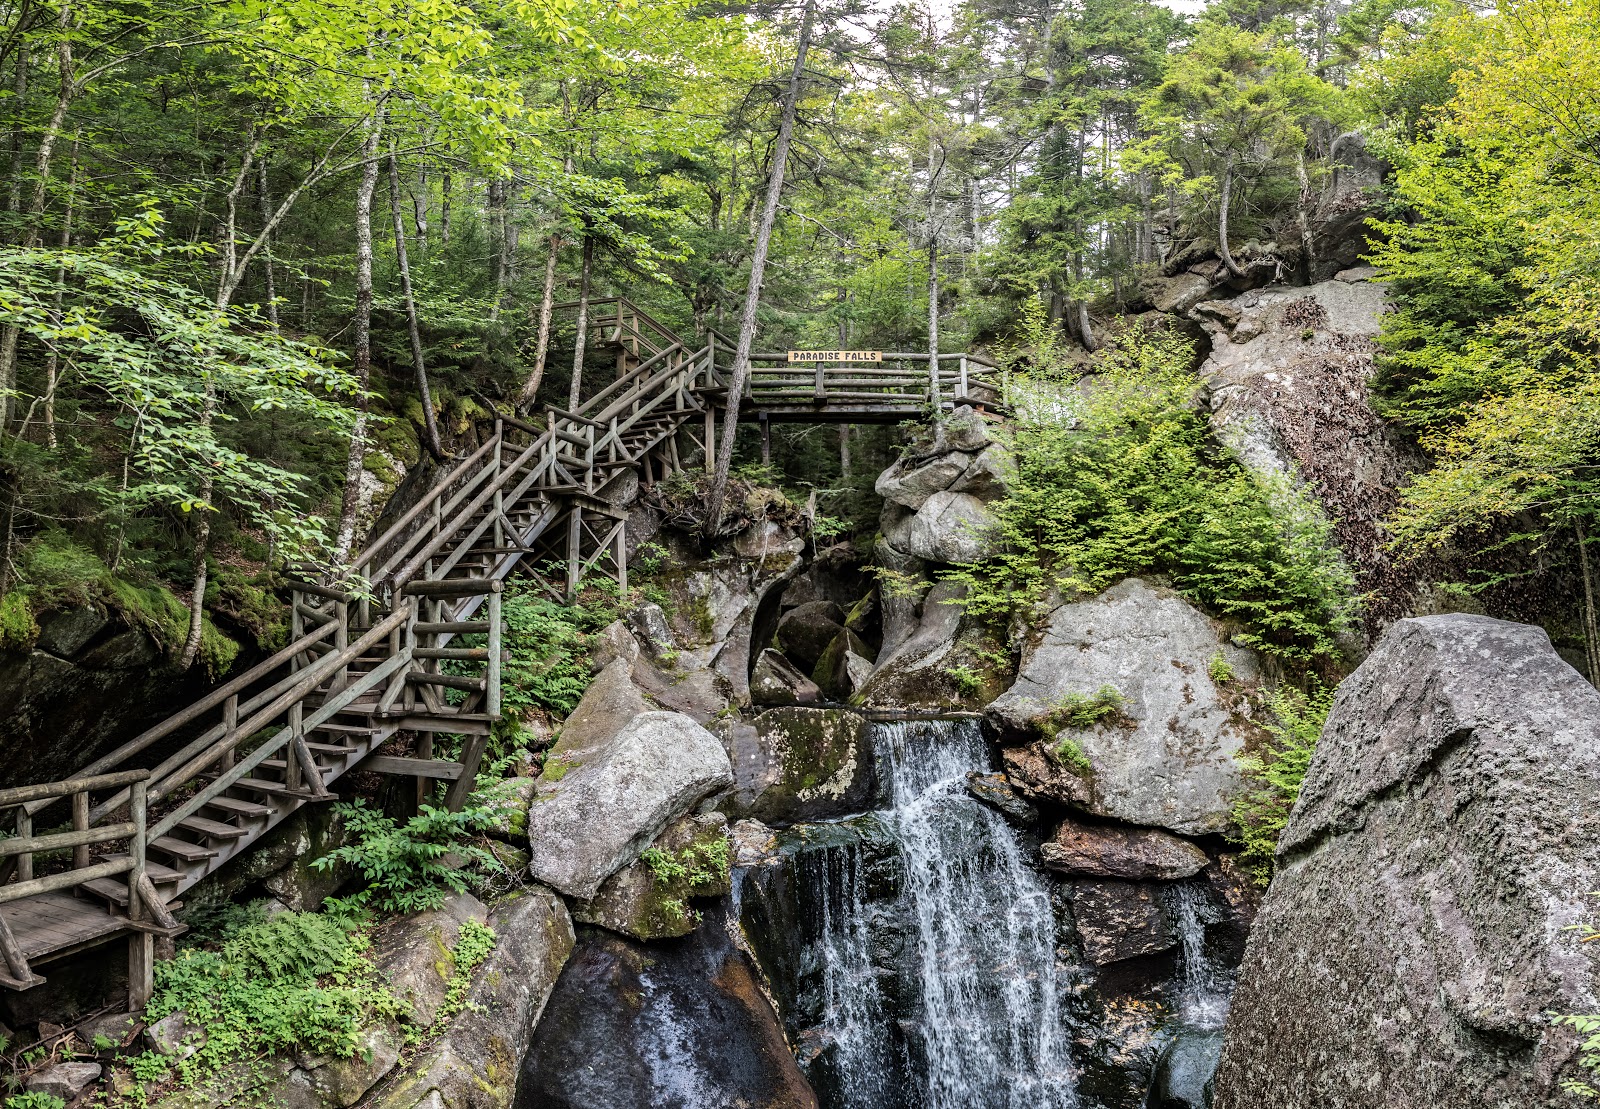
290 591 305 674
14 808 30 883
959 355 969 401
127 777 153 1012
286 702 304 792
566 505 584 601
220 694 237 773
486 590 502 721
71 789 90 871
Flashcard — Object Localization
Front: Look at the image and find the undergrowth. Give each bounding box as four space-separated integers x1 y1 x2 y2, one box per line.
948 311 1357 667
315 800 496 914
1230 682 1336 885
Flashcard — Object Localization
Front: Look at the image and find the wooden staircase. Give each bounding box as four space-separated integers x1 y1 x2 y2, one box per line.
0 300 1001 1009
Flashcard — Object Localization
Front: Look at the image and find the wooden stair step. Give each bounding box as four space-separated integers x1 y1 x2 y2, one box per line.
202 795 273 819
304 741 359 756
80 877 184 909
313 722 378 735
176 816 248 840
234 776 319 797
150 836 220 863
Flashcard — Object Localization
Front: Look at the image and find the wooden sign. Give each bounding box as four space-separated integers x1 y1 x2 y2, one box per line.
787 350 883 363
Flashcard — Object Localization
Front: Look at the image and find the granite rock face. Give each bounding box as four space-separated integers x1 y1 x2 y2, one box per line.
988 578 1260 836
720 707 875 825
526 709 732 900
1042 819 1209 881
1213 614 1600 1109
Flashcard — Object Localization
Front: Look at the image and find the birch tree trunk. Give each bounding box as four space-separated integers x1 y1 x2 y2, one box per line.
704 0 817 534
520 231 562 411
569 231 593 410
332 105 384 566
389 140 443 460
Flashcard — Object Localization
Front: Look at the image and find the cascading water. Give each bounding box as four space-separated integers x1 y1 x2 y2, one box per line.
800 717 1080 1109
1169 882 1231 1032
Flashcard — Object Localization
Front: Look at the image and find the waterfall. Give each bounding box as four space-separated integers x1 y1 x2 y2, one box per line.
804 717 1079 1109
1168 881 1231 1032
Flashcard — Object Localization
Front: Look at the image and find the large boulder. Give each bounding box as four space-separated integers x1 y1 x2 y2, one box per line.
518 909 818 1109
527 710 733 900
368 888 575 1109
750 649 822 706
1042 819 1208 881
855 579 1012 712
775 600 847 672
374 893 490 1026
875 452 973 510
1213 615 1600 1108
1198 278 1418 630
987 578 1260 836
720 707 875 825
572 812 731 941
882 490 1000 564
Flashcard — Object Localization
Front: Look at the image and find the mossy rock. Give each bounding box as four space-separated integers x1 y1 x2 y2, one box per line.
721 706 875 825
571 813 731 941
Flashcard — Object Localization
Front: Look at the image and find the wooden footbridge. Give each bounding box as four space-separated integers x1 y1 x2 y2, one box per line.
0 300 1000 1009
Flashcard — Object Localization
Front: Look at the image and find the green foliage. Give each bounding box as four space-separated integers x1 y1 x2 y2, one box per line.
1231 682 1336 885
640 836 731 891
1049 736 1093 773
0 591 39 651
944 665 984 695
1208 651 1236 683
145 911 404 1075
495 584 617 716
950 321 1356 664
433 920 496 1029
1042 686 1126 733
5 1094 67 1109
313 800 496 914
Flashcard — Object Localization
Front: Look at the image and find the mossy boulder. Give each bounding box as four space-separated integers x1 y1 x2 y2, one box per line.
571 812 731 941
721 707 875 825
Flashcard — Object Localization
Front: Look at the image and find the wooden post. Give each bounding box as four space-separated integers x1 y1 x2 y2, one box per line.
704 408 715 474
760 415 771 466
290 594 305 674
486 590 503 721
286 702 304 791
128 777 153 1011
71 790 89 871
566 505 584 601
813 359 825 402
614 520 628 595
493 435 505 552
220 695 237 772
15 808 31 883
330 600 350 694
959 354 969 401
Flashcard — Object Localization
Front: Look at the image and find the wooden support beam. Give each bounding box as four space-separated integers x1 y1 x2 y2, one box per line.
363 756 464 781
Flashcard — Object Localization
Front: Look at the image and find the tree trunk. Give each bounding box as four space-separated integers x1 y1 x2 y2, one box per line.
1217 154 1245 279
1295 151 1317 285
42 132 77 449
440 167 451 245
257 157 279 329
6 45 27 240
1580 520 1600 688
488 178 506 322
927 234 939 406
704 0 816 535
520 231 562 412
389 140 443 460
412 165 428 248
569 230 593 410
332 104 384 565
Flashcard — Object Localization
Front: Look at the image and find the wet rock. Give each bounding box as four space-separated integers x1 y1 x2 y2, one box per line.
729 818 780 869
721 707 874 825
775 600 847 672
370 887 574 1109
1149 1028 1223 1109
1214 615 1600 1109
857 581 1010 711
875 451 973 510
572 812 730 941
1042 819 1208 881
964 771 1038 826
750 648 822 706
1001 742 1092 807
35 606 109 657
872 537 925 657
527 710 733 900
375 892 490 1026
517 910 818 1109
882 490 1000 564
1070 880 1176 966
987 577 1260 836
27 1060 102 1101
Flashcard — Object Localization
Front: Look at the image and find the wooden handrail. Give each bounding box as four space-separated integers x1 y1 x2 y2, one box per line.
349 432 502 573
1 769 150 809
574 341 683 420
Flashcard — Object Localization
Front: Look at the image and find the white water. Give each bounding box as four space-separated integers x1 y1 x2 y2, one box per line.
812 718 1079 1109
1169 881 1231 1031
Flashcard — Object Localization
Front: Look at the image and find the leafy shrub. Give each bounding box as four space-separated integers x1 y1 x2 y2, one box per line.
1231 682 1336 885
145 911 404 1074
1207 651 1236 683
948 321 1356 665
1049 736 1093 773
314 800 496 914
5 1094 67 1109
434 919 497 1029
1041 686 1126 732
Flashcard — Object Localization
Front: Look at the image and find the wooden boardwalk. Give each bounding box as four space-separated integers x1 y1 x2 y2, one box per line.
0 299 999 1008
